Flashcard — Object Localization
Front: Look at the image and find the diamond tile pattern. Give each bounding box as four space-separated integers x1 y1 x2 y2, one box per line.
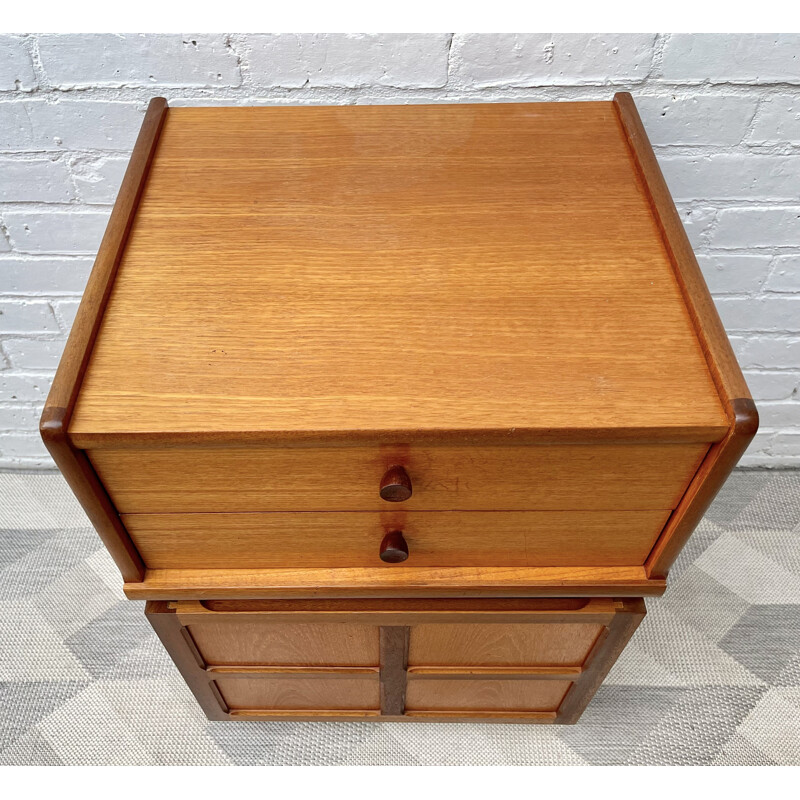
0 470 798 765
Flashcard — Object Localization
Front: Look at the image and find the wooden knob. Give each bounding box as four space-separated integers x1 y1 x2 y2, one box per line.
380 531 409 563
380 465 412 502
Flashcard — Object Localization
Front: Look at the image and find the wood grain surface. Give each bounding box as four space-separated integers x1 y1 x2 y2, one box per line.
185 621 379 666
404 678 572 712
174 597 616 625
215 675 381 711
557 596 646 722
88 442 708 513
612 93 757 578
124 565 665 599
69 102 726 444
39 97 169 583
146 595 645 723
380 626 410 715
121 508 672 569
408 622 602 666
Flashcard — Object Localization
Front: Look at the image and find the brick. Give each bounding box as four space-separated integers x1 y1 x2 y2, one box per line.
0 257 92 294
743 371 799 400
659 155 800 201
754 401 800 429
51 299 80 332
0 300 59 334
0 433 51 462
0 231 10 252
765 256 800 292
730 335 800 369
2 337 66 369
712 208 800 249
0 404 43 431
71 156 128 204
246 33 450 89
698 254 771 294
0 372 53 402
770 432 800 458
3 209 109 254
662 34 800 83
741 428 777 455
0 157 73 202
38 33 241 89
0 34 36 91
0 100 144 151
451 33 654 87
749 95 800 144
739 430 799 467
637 95 758 146
716 297 800 332
676 205 716 249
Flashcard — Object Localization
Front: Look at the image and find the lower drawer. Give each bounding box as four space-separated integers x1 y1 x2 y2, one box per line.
125 509 671 569
146 596 645 723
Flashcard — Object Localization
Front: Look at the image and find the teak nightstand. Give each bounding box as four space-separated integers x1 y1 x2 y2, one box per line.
41 94 757 723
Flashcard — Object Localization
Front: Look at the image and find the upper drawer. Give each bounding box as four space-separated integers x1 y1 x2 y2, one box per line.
88 442 707 513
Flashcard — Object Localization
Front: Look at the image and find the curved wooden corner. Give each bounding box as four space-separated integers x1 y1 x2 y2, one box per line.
614 92 759 578
40 96 168 584
731 397 759 438
39 404 67 445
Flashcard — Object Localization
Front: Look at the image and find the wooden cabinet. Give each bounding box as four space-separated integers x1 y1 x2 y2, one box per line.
42 94 755 724
147 598 644 722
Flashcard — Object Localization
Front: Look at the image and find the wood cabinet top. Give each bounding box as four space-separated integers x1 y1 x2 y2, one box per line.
67 100 731 444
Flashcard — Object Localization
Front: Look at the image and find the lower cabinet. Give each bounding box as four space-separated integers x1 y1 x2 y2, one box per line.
146 597 645 723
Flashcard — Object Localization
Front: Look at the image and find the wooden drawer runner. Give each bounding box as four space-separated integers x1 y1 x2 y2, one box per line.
124 509 671 569
146 597 645 723
89 443 707 513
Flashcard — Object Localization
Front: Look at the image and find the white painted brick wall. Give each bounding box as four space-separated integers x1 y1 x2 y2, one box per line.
1 33 799 468
245 33 451 89
0 35 36 90
37 34 242 89
661 34 800 83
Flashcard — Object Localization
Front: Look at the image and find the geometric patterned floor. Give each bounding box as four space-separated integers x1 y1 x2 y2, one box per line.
1 470 798 765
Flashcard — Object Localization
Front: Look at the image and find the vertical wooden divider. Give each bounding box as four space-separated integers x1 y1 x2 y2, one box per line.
380 626 410 716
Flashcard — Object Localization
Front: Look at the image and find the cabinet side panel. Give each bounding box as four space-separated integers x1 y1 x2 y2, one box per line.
613 93 758 575
145 600 229 720
557 598 646 723
39 97 169 583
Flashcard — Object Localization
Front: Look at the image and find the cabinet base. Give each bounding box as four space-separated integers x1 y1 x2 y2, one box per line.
146 597 645 724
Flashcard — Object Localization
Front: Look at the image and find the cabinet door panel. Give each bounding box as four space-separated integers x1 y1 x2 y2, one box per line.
409 622 603 666
405 679 572 712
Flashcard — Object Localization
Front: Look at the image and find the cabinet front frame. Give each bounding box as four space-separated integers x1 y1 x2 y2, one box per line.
146 597 645 723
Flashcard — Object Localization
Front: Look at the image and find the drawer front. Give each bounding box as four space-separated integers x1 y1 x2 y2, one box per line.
124 509 672 569
146 598 645 722
405 679 571 713
89 443 707 513
408 622 603 667
216 675 380 712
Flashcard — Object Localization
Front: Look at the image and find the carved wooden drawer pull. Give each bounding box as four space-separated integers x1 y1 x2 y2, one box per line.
380 531 409 563
379 465 412 502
